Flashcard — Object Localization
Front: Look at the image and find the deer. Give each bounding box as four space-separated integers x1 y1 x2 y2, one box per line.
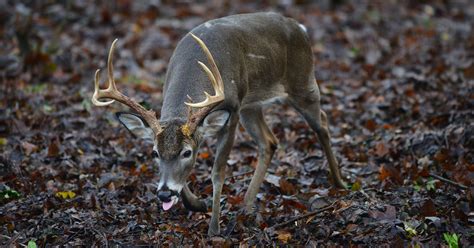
92 12 346 236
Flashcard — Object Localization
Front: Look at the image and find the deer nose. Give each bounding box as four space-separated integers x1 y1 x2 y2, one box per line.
157 186 178 202
158 190 172 202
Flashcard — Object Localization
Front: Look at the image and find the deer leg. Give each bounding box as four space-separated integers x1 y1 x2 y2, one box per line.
208 114 238 236
240 106 278 212
288 90 347 189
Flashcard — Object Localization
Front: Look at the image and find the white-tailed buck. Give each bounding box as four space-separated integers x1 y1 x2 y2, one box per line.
92 12 346 235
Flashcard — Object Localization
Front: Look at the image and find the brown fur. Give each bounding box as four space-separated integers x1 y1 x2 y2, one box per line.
156 119 187 160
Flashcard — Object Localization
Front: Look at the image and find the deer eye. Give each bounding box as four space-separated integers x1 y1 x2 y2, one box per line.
182 150 192 158
152 150 159 159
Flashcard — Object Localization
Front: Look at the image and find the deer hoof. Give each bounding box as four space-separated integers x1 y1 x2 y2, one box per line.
208 223 220 236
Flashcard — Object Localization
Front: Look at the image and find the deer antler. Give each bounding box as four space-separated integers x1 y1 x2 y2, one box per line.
182 33 225 136
184 34 225 108
92 39 162 134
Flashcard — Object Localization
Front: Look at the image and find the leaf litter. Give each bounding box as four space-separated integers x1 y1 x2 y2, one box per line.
0 0 473 246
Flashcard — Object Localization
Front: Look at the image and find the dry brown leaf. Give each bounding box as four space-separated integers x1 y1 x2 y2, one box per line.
379 164 402 184
374 142 389 157
21 141 38 156
279 178 297 195
47 138 60 157
276 230 292 243
365 119 377 132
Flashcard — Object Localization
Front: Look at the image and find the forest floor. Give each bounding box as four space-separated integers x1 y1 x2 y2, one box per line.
1 0 473 246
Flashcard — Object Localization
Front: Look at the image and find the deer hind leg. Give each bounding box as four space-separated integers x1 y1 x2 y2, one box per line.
287 83 347 188
240 106 278 211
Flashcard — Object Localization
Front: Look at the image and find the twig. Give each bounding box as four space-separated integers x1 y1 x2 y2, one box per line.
267 201 337 230
429 173 468 190
225 170 254 180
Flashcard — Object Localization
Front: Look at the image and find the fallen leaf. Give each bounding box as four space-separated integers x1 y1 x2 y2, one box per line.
374 142 389 157
55 191 76 199
369 205 397 221
279 178 297 195
199 152 210 159
276 230 292 243
365 119 377 132
227 195 243 205
22 141 38 156
420 199 437 217
47 138 60 157
351 181 361 191
265 174 281 187
379 164 402 184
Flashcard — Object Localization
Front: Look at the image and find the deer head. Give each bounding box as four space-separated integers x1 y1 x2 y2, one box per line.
92 34 226 211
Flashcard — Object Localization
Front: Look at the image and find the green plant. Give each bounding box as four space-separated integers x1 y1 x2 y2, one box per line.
0 188 21 201
443 233 459 248
27 240 37 248
403 222 417 239
426 177 436 191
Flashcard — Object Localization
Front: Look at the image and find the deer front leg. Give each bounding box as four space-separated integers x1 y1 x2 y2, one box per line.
208 114 238 236
240 106 278 211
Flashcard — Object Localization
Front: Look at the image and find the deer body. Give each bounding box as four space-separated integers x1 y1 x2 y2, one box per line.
93 12 345 236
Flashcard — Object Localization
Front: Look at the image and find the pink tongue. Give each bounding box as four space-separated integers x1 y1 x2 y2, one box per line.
162 200 174 211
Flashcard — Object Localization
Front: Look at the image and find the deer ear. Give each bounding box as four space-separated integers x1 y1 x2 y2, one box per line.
116 112 154 142
198 110 230 137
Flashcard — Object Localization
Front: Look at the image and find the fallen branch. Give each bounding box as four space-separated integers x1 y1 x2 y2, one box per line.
225 170 254 180
429 173 468 190
267 201 337 231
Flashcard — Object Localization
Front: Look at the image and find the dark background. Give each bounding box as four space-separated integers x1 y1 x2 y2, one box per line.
1 0 473 246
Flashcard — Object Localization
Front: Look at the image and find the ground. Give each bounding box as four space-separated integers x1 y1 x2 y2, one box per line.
0 0 473 246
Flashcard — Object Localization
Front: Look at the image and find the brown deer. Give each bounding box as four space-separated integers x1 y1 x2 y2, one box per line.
92 12 346 236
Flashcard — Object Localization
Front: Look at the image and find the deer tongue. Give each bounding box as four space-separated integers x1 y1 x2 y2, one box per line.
162 196 178 211
162 201 174 211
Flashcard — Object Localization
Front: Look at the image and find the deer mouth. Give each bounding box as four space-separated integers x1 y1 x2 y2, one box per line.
162 195 179 211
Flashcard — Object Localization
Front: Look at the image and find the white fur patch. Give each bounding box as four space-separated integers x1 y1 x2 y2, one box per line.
157 178 183 193
247 53 266 59
260 94 288 105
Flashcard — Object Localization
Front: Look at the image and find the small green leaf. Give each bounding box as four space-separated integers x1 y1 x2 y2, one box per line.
426 178 436 191
0 137 7 146
81 98 92 112
27 240 37 248
403 222 417 238
25 83 47 94
42 104 54 113
351 181 361 191
413 181 422 192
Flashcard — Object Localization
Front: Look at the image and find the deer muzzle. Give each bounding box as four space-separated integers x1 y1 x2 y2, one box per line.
158 186 180 211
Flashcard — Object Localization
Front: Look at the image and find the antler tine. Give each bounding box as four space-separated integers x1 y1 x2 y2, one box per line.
184 33 224 108
93 69 114 106
107 39 119 91
91 39 162 134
